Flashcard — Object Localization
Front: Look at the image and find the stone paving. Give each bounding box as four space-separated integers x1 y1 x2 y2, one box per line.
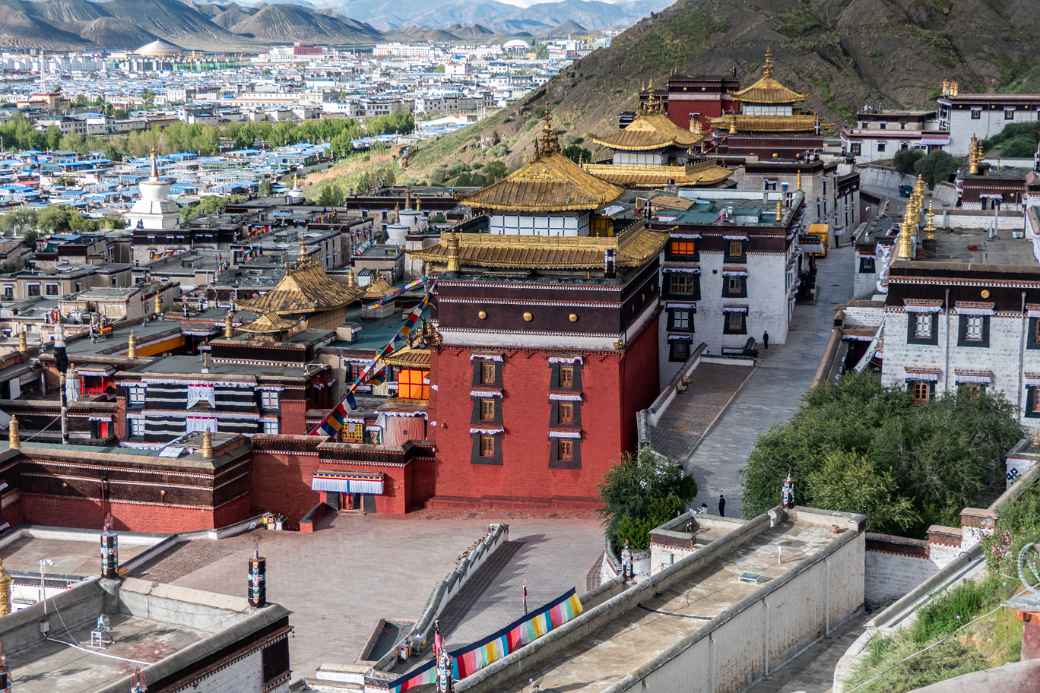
686 245 855 518
649 362 755 462
746 609 872 693
128 514 602 680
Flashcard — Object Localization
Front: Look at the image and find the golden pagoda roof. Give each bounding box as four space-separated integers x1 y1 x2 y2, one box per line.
461 113 624 213
732 49 805 105
583 161 731 188
238 313 300 335
591 114 702 152
409 224 668 272
382 346 432 369
363 277 394 300
236 260 364 316
710 113 817 133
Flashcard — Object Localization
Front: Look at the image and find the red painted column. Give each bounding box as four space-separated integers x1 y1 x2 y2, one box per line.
1020 611 1040 660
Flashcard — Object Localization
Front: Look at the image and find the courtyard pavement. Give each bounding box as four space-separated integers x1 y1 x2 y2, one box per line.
685 244 855 518
128 514 602 680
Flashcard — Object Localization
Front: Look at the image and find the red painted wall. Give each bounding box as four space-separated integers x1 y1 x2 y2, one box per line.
666 98 736 130
20 493 250 533
279 399 308 435
429 331 659 507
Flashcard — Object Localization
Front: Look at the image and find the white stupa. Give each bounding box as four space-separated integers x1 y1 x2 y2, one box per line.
287 175 305 205
125 150 179 231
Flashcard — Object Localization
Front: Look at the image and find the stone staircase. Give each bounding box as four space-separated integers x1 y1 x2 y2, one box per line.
437 539 523 640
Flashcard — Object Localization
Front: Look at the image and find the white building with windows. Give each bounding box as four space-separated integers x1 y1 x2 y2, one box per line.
938 92 1040 156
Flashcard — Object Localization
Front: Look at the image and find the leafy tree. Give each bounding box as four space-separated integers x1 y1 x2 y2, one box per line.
600 447 697 551
742 372 1022 536
483 160 509 182
893 148 924 175
179 195 240 223
914 151 960 189
258 177 272 197
316 184 344 207
563 144 592 164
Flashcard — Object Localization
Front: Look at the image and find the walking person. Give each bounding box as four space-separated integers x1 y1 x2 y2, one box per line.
762 330 770 350
718 494 726 517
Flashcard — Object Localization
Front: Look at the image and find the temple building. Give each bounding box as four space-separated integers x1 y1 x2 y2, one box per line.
587 88 733 189
411 114 667 509
235 243 364 330
124 151 179 231
660 72 741 131
710 49 824 160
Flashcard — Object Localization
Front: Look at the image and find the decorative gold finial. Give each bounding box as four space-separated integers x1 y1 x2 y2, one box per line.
729 117 737 135
298 236 308 266
925 203 936 241
200 430 213 459
127 331 136 359
153 291 162 316
690 118 702 136
344 268 356 288
795 169 802 191
17 328 26 354
149 148 159 180
762 47 774 79
446 233 460 273
968 134 979 174
0 558 11 616
8 416 18 451
535 111 560 157
896 223 913 260
775 198 783 222
224 311 234 339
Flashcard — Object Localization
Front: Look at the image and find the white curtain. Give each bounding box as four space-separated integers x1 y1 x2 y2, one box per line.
186 417 217 433
187 384 215 409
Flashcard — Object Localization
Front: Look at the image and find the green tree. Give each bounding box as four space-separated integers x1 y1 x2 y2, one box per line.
914 151 960 189
316 184 344 207
742 372 1022 536
258 177 272 197
600 447 697 551
893 148 924 175
563 144 592 164
807 451 920 531
483 160 508 182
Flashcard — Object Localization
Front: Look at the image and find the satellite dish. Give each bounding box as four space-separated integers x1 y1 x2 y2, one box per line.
1018 543 1040 597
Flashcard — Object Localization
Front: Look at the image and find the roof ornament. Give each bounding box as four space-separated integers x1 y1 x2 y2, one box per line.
968 134 980 175
896 221 913 260
127 331 136 359
149 148 158 180
535 111 561 157
925 203 936 241
446 233 460 273
8 416 18 451
762 47 774 79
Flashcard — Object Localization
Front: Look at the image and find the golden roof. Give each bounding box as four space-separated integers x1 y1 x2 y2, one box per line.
236 261 364 316
363 277 394 300
710 114 817 133
732 49 805 105
382 346 432 369
461 113 624 213
238 312 300 335
583 161 731 188
409 224 668 271
591 114 702 152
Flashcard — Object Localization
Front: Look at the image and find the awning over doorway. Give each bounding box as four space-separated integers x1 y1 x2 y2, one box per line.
311 471 385 495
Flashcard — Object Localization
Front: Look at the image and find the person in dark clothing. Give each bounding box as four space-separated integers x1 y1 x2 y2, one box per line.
718 494 726 517
763 331 770 350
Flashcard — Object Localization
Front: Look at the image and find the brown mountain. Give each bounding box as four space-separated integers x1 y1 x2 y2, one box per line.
211 2 257 30
229 3 382 43
407 0 1040 176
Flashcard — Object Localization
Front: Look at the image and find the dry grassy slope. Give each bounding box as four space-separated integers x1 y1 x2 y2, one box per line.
405 0 1040 180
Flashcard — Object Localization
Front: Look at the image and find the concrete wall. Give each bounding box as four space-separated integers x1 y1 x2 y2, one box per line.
859 166 913 191
864 534 940 608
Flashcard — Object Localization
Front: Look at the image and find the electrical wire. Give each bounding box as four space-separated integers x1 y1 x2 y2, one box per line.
45 636 151 666
637 604 713 620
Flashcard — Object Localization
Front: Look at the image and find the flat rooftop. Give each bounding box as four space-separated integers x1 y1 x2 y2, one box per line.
127 353 320 377
659 196 790 228
11 613 204 692
498 518 842 693
0 533 150 578
924 226 1034 267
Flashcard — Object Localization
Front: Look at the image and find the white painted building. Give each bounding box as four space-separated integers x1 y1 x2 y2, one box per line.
938 93 1040 156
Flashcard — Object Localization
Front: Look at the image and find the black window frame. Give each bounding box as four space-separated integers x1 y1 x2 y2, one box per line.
666 238 699 262
971 109 981 120
549 362 583 391
957 314 990 348
549 436 581 469
666 307 695 333
1029 317 1040 349
850 142 862 156
907 379 936 405
470 396 502 425
1027 386 1040 419
724 239 747 263
549 399 582 427
471 431 503 465
664 271 700 300
722 274 748 298
723 310 747 335
858 256 876 273
907 312 939 346
471 357 503 388
668 337 692 362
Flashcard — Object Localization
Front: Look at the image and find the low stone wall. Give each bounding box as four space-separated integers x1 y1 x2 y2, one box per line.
865 533 939 608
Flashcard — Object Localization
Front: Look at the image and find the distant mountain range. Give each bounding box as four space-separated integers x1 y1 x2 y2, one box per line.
0 0 668 50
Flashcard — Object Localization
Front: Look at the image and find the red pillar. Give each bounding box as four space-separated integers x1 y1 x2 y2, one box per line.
114 396 127 441
1021 611 1040 660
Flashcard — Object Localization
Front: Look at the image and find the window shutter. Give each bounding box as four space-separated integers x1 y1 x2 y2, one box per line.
1030 318 1040 349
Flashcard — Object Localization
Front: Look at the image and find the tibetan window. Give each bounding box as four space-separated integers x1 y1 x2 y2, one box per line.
471 431 502 465
471 357 502 388
1028 387 1040 418
669 337 692 362
667 308 694 333
909 380 933 405
667 239 698 261
342 421 364 443
398 368 430 400
957 315 990 347
666 272 700 300
723 311 747 335
907 312 939 346
1029 318 1040 349
724 240 747 263
550 361 582 391
550 437 581 469
550 400 581 427
722 275 747 298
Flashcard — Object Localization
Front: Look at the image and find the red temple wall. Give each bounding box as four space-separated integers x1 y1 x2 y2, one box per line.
430 342 644 506
279 399 309 435
666 98 736 129
619 317 661 454
20 493 250 533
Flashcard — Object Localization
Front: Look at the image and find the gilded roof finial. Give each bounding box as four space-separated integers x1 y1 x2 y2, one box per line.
0 558 11 617
8 416 18 451
795 169 802 191
925 203 936 241
224 311 234 339
127 331 136 359
446 232 460 273
896 222 913 260
149 148 158 180
344 267 356 288
968 134 980 174
775 198 783 222
536 111 561 157
17 328 26 354
200 429 213 459
762 47 774 79
153 291 162 316
729 117 737 135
